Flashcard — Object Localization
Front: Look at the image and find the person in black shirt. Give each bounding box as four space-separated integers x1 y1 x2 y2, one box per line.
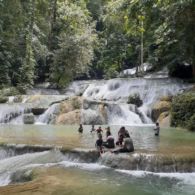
95 133 103 153
78 124 83 133
154 122 160 136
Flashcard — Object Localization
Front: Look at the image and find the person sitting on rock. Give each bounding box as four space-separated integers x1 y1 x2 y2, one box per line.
116 126 130 145
96 126 103 134
116 134 124 146
118 126 126 137
154 122 160 136
78 124 83 133
95 133 103 153
124 129 130 138
103 134 115 149
114 137 134 153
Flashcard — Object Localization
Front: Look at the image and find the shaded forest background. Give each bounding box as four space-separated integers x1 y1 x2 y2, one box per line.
0 0 194 89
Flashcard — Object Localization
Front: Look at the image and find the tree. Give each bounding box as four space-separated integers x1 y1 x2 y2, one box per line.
50 1 97 87
19 0 36 87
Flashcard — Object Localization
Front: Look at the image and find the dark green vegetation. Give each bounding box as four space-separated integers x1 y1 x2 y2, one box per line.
127 94 143 107
0 0 195 88
171 92 195 131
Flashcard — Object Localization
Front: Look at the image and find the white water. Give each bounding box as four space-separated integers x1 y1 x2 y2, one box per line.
0 150 64 186
0 77 191 125
36 103 60 124
116 169 195 186
81 78 190 125
1 150 194 188
106 103 144 125
83 78 187 104
0 104 30 124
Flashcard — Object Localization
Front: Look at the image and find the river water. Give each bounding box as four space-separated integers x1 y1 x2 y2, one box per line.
0 125 195 194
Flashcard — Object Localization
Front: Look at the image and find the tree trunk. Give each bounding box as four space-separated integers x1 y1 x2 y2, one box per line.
48 0 57 51
140 20 144 75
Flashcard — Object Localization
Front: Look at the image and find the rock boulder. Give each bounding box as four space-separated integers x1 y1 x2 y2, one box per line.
23 113 35 124
152 101 171 122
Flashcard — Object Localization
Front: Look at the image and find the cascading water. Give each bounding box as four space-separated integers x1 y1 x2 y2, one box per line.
0 104 31 124
0 78 191 125
36 103 60 124
82 78 191 125
106 103 144 125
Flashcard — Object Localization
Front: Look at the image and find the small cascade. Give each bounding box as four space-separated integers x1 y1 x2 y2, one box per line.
0 150 64 182
0 104 30 124
36 103 60 124
138 105 152 123
82 78 191 124
100 152 195 172
83 78 189 104
106 103 143 125
0 78 192 125
64 80 94 96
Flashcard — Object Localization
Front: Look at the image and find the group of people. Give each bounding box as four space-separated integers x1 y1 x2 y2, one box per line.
96 126 134 154
78 122 160 154
80 125 134 154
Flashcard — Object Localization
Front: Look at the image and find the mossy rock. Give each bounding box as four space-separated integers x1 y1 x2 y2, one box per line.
158 112 170 127
0 96 8 103
10 170 34 184
71 97 82 110
127 94 143 107
160 96 173 102
171 92 195 130
152 101 171 121
13 95 23 103
56 110 81 124
23 113 35 124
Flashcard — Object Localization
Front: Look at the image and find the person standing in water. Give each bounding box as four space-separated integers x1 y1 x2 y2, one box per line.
78 124 83 133
154 122 160 136
96 126 103 134
90 124 95 133
105 126 111 137
95 133 103 153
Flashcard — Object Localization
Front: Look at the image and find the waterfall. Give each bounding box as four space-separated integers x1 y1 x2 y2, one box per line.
0 104 30 124
81 78 191 125
83 78 189 104
36 103 60 124
106 103 143 125
0 78 191 125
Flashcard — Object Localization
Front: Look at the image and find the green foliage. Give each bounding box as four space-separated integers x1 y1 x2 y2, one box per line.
0 96 8 103
127 93 143 107
171 93 195 130
187 114 195 132
49 1 96 87
104 65 119 79
0 0 195 87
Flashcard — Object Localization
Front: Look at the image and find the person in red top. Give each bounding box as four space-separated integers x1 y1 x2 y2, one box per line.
96 126 103 134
